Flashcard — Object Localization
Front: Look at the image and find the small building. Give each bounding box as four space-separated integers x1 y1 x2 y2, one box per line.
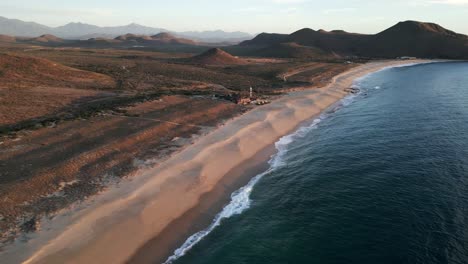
398 56 417 60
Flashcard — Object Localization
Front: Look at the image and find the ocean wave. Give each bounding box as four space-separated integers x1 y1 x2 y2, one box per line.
163 170 268 264
163 95 357 263
162 61 439 262
164 62 430 263
354 61 436 84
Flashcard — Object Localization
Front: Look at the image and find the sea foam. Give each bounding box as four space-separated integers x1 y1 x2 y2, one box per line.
163 106 346 263
163 62 432 263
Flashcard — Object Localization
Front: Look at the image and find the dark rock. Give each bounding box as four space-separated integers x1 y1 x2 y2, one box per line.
20 216 38 233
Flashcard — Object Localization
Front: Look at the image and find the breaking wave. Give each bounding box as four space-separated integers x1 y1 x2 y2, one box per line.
163 94 358 263
163 62 436 264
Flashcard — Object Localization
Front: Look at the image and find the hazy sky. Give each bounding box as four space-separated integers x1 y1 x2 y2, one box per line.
1 0 468 34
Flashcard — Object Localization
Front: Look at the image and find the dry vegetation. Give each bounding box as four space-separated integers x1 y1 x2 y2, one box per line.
0 53 114 89
0 43 357 245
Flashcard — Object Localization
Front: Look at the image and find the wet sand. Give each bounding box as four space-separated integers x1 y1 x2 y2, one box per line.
1 60 433 264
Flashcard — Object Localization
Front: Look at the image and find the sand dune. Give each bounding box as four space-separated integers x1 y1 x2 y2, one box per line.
2 60 435 264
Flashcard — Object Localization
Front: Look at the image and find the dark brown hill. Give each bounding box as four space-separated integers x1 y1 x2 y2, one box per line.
239 21 468 59
365 21 468 58
31 34 64 43
240 32 288 46
189 48 247 65
240 28 368 57
151 32 174 39
287 28 368 55
115 33 153 41
151 32 197 45
379 21 464 38
257 42 335 59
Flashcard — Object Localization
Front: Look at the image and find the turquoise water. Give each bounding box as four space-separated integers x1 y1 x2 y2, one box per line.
170 62 468 264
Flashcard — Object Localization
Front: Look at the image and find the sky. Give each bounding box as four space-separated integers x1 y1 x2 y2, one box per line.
1 0 468 34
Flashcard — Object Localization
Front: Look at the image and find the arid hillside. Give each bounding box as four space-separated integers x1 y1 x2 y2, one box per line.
365 21 468 58
239 21 468 59
31 34 64 43
0 53 114 89
151 32 197 45
0 53 116 127
256 42 337 59
188 48 247 65
2 20 467 60
0 35 15 43
0 42 357 245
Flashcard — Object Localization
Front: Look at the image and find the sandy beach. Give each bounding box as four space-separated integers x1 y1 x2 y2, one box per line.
1 59 433 264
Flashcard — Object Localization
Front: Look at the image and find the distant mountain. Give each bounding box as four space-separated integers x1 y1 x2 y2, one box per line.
177 30 253 43
365 21 468 58
0 32 198 48
54 22 168 38
114 33 155 41
0 16 252 43
241 28 369 55
240 32 289 47
0 16 50 37
113 32 196 45
74 33 115 40
240 21 468 59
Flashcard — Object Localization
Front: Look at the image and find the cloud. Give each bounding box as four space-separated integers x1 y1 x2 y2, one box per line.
427 0 468 5
234 0 305 14
234 7 263 13
0 5 114 17
281 7 299 13
272 0 309 3
322 8 356 15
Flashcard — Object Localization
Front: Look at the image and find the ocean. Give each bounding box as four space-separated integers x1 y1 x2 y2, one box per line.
168 62 468 264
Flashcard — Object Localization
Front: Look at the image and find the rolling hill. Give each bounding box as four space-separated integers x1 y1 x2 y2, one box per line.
188 48 248 65
256 42 337 59
0 35 16 43
240 21 468 59
150 33 197 45
0 53 114 89
31 34 64 43
363 21 468 58
0 16 50 37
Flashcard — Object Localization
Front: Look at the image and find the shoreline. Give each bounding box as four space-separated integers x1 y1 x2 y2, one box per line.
128 145 275 264
1 59 436 264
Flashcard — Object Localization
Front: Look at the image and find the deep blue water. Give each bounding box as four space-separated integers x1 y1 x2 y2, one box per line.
171 62 468 264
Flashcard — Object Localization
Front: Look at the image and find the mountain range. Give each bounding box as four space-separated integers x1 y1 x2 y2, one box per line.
239 21 468 59
1 16 467 60
0 16 253 43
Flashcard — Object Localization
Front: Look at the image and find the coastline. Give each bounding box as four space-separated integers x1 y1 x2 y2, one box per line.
1 59 435 264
